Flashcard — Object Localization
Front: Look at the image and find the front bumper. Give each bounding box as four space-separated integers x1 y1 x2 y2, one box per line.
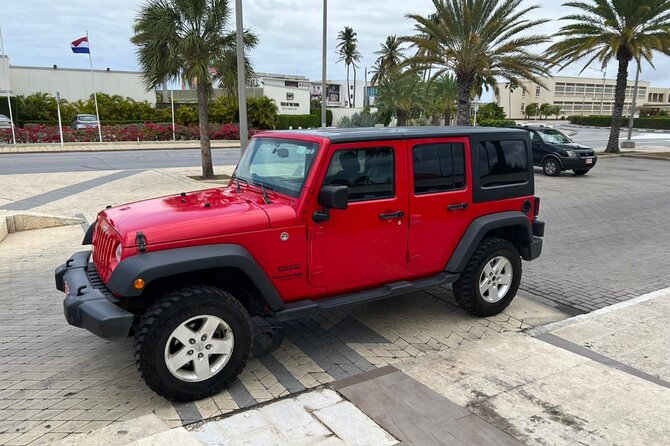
55 251 133 340
561 156 597 170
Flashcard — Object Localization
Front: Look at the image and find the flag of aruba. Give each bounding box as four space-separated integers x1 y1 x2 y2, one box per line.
71 37 90 54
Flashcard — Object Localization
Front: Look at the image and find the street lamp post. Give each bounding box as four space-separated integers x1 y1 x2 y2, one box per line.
622 61 641 149
235 0 248 153
321 0 327 128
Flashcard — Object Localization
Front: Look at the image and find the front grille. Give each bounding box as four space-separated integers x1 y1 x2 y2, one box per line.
86 263 119 302
578 152 595 157
92 217 118 283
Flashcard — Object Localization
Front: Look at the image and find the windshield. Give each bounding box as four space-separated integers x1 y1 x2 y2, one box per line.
234 137 320 198
79 115 97 121
538 129 573 144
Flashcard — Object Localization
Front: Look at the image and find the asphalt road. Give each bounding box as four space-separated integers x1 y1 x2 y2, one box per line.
0 147 242 175
2 124 670 175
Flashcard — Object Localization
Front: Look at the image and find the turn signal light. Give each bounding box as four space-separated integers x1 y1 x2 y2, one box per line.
134 278 145 290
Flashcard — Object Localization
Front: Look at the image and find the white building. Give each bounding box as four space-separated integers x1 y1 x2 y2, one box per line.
0 55 155 104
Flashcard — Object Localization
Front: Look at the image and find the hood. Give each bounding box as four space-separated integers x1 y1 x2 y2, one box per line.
551 143 595 154
100 188 271 247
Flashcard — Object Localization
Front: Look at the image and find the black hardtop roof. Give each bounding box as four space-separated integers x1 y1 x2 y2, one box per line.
259 126 528 143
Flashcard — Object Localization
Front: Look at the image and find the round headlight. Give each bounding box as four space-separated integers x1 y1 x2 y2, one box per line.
566 150 578 157
115 244 122 262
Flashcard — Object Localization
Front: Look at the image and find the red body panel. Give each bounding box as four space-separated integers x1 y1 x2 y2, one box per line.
97 131 536 303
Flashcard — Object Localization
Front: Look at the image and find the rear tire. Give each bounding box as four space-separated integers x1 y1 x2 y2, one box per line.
542 158 561 176
573 169 590 176
134 285 252 401
453 237 522 317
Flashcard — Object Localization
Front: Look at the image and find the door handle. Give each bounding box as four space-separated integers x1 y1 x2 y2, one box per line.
447 203 469 211
379 211 404 220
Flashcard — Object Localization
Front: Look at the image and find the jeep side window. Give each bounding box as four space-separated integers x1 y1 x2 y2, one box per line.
478 140 528 188
413 143 466 194
324 147 394 202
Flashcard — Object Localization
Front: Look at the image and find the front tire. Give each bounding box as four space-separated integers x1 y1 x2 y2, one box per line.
573 169 590 176
134 285 252 401
453 237 522 317
542 158 561 176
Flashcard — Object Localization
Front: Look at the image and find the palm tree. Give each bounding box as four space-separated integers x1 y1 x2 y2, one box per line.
548 0 670 153
376 71 426 126
371 35 404 85
336 27 362 108
404 0 551 126
132 0 258 178
428 72 458 125
214 41 258 97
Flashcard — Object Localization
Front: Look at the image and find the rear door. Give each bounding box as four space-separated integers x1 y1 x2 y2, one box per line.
307 140 408 290
407 137 473 271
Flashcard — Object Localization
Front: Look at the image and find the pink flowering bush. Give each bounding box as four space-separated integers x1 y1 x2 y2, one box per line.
0 123 259 144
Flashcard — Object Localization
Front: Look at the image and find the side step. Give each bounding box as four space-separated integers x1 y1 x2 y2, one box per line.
272 272 459 322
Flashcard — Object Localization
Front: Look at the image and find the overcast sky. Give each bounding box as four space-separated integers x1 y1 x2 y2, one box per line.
3 0 670 95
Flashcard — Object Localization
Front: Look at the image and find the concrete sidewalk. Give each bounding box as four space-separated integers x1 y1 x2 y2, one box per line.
0 140 239 154
49 287 670 446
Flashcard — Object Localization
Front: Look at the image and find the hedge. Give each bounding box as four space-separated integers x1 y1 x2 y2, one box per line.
478 118 516 127
310 108 333 126
277 114 321 130
568 115 670 130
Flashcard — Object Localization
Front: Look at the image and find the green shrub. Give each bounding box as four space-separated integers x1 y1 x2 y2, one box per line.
478 118 516 127
337 112 378 128
568 115 670 129
277 114 321 129
175 105 199 126
310 108 333 126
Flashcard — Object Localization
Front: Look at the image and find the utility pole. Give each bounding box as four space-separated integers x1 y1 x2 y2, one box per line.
623 61 641 149
321 0 327 128
235 0 248 152
599 68 607 116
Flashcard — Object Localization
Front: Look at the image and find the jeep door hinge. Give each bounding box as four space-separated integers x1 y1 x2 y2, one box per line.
136 231 147 253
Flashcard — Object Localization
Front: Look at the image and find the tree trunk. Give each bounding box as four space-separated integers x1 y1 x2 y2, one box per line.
397 109 407 126
197 80 214 179
606 54 631 153
353 65 357 108
456 75 474 126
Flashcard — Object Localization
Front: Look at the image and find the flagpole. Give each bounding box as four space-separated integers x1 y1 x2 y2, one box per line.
0 24 16 144
170 87 176 141
86 30 103 143
56 91 64 147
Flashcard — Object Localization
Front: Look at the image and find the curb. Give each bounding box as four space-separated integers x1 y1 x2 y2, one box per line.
0 212 84 244
565 123 670 134
528 286 670 337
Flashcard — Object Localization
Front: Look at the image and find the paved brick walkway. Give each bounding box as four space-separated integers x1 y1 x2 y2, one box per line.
1 156 669 444
523 158 670 313
0 141 239 154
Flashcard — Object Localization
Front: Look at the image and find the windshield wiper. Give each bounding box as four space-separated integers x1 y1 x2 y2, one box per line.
255 181 273 205
231 174 249 193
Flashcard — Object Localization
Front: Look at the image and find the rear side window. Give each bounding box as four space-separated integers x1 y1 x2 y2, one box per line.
324 147 394 202
478 140 528 188
413 143 466 194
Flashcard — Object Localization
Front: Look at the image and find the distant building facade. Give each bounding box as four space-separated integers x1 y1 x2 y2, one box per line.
495 75 670 119
0 55 155 104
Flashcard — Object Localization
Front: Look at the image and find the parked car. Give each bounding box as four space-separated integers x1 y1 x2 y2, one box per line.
521 125 597 176
71 114 99 130
0 114 13 130
55 127 545 401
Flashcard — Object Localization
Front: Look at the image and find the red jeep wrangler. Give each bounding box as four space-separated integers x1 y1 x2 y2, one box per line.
55 127 544 401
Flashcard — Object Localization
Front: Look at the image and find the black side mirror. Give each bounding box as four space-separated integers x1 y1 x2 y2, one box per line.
318 185 348 210
313 185 348 223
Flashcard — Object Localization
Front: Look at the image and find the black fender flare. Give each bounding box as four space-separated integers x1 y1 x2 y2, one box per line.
82 222 96 245
107 244 285 311
445 211 533 273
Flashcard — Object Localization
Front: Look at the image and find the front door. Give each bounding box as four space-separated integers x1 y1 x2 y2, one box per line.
307 141 408 291
407 137 473 271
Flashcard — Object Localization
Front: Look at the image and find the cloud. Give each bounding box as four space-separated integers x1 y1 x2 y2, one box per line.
3 0 670 90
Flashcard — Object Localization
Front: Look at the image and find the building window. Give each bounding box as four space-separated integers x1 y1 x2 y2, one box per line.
412 143 466 194
521 103 525 114
535 86 541 97
522 90 526 97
